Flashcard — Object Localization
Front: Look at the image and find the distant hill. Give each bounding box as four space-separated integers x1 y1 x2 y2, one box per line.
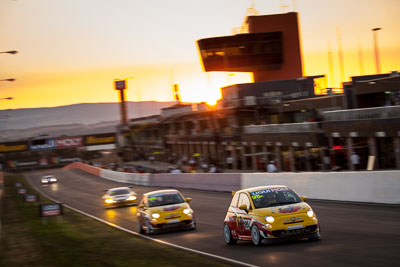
0 101 174 141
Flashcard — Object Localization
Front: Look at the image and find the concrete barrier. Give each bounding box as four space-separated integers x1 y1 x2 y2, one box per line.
63 162 101 176
150 173 241 191
241 171 400 204
63 163 400 204
100 169 150 186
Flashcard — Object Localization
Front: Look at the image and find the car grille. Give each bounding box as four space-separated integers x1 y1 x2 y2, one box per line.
272 225 318 238
165 214 180 220
156 220 191 229
283 220 304 225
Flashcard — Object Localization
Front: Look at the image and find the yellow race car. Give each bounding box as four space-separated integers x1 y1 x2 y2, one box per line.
223 185 321 245
137 189 196 234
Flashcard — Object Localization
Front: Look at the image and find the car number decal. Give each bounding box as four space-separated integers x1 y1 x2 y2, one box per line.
236 217 252 231
243 218 251 230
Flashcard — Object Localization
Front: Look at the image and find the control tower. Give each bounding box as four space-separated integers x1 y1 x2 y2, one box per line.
197 12 303 82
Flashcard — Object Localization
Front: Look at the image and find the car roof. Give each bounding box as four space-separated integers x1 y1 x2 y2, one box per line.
43 175 54 178
144 189 179 197
237 185 289 194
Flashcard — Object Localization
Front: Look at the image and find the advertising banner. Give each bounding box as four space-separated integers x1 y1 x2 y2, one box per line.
39 203 63 217
50 157 61 164
17 188 27 194
30 139 56 151
24 194 39 203
0 141 29 153
55 136 83 148
84 133 116 146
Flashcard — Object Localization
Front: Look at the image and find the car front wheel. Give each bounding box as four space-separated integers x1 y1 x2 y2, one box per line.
223 224 237 245
189 218 196 230
251 225 262 246
138 220 144 234
144 220 153 235
309 224 322 241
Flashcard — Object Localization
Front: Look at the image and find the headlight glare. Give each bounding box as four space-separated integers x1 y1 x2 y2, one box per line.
183 208 191 214
127 195 137 201
307 210 314 217
105 198 114 204
265 215 275 223
152 213 160 219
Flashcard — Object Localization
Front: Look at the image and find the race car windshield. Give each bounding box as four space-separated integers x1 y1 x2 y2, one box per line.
109 189 130 196
148 193 184 207
250 188 302 209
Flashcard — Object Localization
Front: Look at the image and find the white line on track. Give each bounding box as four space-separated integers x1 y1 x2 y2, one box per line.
27 176 258 267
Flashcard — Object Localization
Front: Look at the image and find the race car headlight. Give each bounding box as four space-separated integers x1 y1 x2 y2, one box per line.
307 210 314 217
105 198 114 204
265 215 275 223
42 180 48 183
127 195 137 201
151 213 160 219
183 208 191 214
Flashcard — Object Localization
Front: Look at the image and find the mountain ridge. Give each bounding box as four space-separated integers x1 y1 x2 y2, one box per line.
0 101 175 141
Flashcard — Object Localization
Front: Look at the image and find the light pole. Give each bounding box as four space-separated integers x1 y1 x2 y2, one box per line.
372 28 382 74
0 50 18 55
0 78 15 82
114 77 133 125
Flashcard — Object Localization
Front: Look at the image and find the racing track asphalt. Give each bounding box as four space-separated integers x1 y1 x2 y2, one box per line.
25 169 400 267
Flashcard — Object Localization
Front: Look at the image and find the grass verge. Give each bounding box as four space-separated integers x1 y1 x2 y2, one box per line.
0 174 229 267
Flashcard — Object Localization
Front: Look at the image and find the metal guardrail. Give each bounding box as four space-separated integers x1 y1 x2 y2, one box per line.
322 105 400 121
243 122 322 134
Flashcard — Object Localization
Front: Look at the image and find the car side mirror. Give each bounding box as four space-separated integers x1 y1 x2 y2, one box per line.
238 204 248 211
301 196 308 202
185 197 192 203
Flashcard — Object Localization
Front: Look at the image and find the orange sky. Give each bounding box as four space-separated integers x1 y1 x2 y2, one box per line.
1 0 399 110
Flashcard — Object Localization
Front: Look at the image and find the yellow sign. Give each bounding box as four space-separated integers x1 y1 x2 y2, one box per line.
86 136 115 145
0 144 28 152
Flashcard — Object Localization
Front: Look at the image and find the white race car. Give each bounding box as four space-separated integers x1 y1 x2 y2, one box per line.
41 175 58 184
102 187 138 208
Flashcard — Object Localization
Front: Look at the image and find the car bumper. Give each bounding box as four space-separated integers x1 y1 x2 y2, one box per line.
260 224 320 239
149 218 195 232
104 200 138 207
